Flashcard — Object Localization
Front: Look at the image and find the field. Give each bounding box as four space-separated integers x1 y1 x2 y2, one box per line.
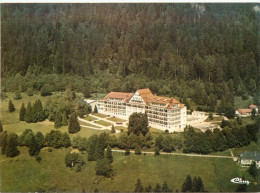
1 146 259 192
1 92 259 192
107 117 126 122
92 113 107 118
79 120 101 128
83 115 98 122
95 120 112 127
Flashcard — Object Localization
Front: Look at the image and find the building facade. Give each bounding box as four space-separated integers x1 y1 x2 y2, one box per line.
97 88 186 132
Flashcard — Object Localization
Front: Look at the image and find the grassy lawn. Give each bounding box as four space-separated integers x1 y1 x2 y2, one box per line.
79 120 101 128
1 147 259 192
149 127 164 133
83 115 98 122
234 96 253 109
205 116 223 122
115 126 127 131
92 113 107 118
95 120 112 127
1 93 52 125
107 117 126 122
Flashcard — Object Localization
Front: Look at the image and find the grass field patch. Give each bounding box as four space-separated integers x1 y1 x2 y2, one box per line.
92 113 107 118
83 116 97 122
95 120 112 127
107 117 126 122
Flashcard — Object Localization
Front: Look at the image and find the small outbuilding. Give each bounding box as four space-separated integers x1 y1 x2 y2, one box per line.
238 152 260 168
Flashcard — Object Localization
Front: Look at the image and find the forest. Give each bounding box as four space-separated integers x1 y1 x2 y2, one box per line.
1 3 259 112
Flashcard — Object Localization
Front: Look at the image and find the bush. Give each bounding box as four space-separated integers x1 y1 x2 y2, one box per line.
40 84 52 96
13 90 22 100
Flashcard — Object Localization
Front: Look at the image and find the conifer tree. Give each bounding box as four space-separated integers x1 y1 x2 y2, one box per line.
87 134 98 161
134 178 143 192
1 131 8 154
106 145 113 163
248 161 258 179
94 105 98 113
8 99 15 112
54 112 63 128
182 175 192 192
111 124 116 133
0 120 3 133
162 181 171 192
35 131 45 149
35 99 45 121
68 112 80 134
14 90 22 100
29 134 40 156
61 132 71 148
19 103 26 121
6 132 19 157
25 101 33 123
62 112 68 126
153 183 161 192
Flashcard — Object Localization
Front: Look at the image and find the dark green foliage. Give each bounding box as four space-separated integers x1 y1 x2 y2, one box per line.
153 183 161 192
95 158 112 177
14 90 22 100
29 134 40 156
145 185 152 192
94 105 98 113
161 135 175 153
61 132 71 148
246 121 259 142
95 133 109 160
72 136 87 151
134 178 143 192
25 102 33 123
105 145 113 163
32 99 45 122
236 176 247 192
62 112 68 126
135 145 142 155
68 112 80 134
221 120 230 128
191 176 205 192
111 125 116 133
248 161 258 179
54 112 63 128
35 131 45 149
65 152 79 167
18 129 33 146
155 135 164 150
40 84 52 96
209 112 213 120
251 108 256 119
19 103 26 121
6 132 19 157
27 87 34 96
154 146 160 156
161 181 171 192
77 101 92 118
125 145 130 156
182 175 192 192
45 130 71 148
1 131 8 154
8 100 15 112
0 120 3 133
128 113 149 136
87 134 98 161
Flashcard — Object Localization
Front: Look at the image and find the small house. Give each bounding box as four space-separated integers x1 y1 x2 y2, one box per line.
238 152 260 168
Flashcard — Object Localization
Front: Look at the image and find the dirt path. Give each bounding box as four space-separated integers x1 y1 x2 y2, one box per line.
111 149 236 159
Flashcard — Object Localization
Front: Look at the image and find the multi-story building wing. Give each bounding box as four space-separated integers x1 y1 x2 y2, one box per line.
97 88 186 132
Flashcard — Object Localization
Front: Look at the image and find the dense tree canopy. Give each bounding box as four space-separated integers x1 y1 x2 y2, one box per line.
1 4 259 111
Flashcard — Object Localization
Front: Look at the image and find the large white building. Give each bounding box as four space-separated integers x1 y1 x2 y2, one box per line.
96 88 187 132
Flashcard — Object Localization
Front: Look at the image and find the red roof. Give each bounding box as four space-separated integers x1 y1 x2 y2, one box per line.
237 109 252 115
104 92 134 102
101 88 185 109
249 104 257 109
